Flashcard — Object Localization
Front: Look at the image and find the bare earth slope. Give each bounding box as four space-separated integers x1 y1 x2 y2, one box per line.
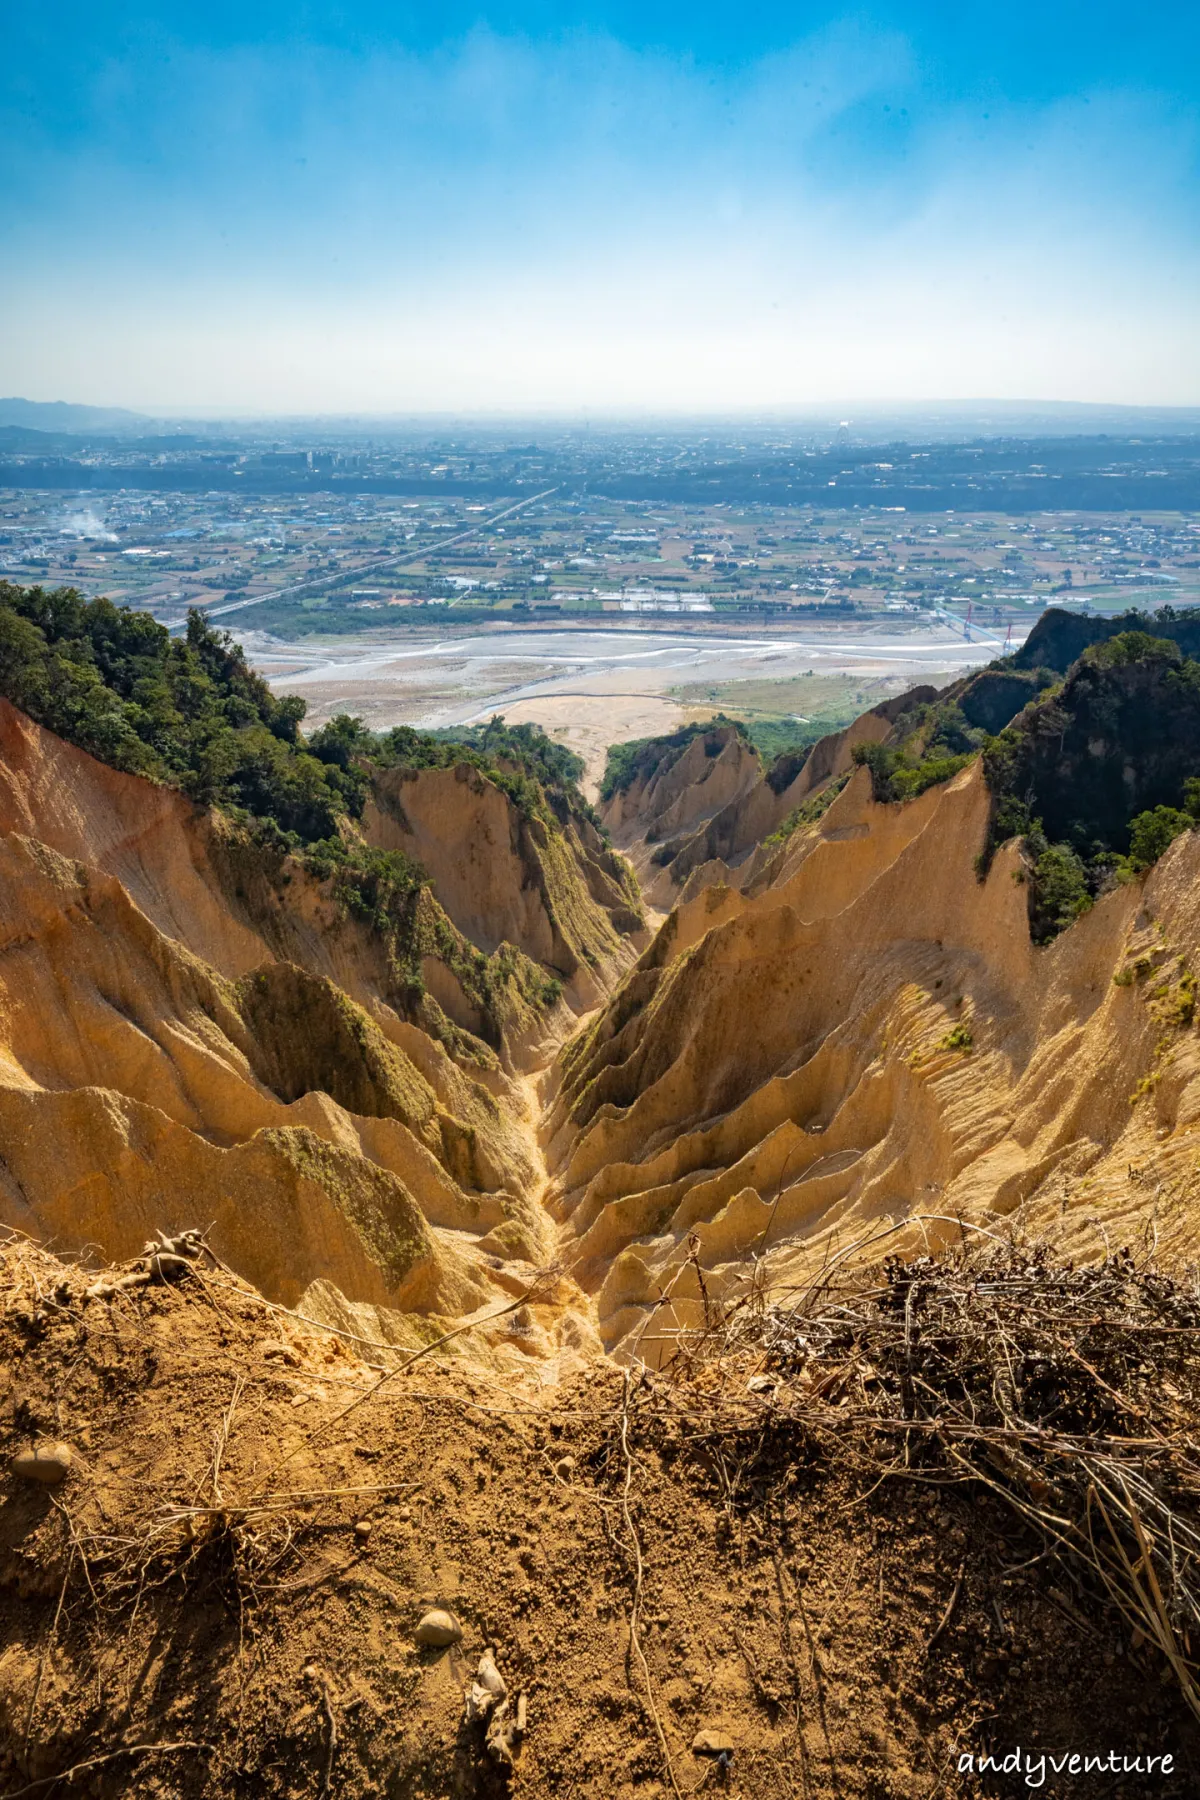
599 723 761 906
3 1224 1198 1800
606 694 937 905
0 701 634 1357
366 761 642 1007
549 759 1200 1355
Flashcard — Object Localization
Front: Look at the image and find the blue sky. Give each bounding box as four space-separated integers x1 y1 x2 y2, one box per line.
3 1 1198 412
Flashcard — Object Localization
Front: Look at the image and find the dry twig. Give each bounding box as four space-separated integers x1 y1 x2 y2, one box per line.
2 1739 213 1797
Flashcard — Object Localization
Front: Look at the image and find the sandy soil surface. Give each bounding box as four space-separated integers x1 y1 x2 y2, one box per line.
487 692 699 796
5 1229 1196 1800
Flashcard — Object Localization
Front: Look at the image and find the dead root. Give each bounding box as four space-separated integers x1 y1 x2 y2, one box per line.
85 1228 207 1299
1 1740 214 1798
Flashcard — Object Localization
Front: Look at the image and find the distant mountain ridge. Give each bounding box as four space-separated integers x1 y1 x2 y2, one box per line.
6 396 1200 440
0 397 151 434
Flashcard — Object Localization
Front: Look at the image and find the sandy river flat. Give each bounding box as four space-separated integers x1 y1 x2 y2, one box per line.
241 619 1010 793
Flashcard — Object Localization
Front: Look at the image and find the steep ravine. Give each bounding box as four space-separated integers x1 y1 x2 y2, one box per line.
0 699 634 1363
5 636 1200 1379
8 611 1200 1800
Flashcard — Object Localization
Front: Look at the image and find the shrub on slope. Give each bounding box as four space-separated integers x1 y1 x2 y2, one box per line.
984 630 1200 940
0 584 600 850
0 584 615 1044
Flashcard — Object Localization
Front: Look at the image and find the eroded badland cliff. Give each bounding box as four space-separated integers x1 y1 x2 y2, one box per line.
4 588 1200 1798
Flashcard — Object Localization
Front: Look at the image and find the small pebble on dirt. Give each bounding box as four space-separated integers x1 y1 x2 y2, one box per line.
555 1456 576 1479
415 1608 462 1648
11 1442 73 1486
692 1728 735 1757
354 1520 372 1540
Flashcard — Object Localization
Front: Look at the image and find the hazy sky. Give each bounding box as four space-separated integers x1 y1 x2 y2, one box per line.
3 0 1198 412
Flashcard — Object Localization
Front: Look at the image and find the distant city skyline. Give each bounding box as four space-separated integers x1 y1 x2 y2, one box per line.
3 1 1198 411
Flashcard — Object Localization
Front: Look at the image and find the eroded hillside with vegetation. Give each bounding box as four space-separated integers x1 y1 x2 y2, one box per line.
5 595 1200 1798
0 585 647 1365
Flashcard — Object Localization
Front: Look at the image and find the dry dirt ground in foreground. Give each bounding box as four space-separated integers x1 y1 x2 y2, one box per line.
2 1231 1198 1800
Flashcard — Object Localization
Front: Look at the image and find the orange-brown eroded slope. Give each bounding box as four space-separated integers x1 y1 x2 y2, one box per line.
602 694 938 908
600 723 761 907
0 701 609 1365
548 759 1200 1357
366 760 642 1007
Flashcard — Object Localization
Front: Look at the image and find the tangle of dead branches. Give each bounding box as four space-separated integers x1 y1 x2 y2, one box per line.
615 1226 1200 1725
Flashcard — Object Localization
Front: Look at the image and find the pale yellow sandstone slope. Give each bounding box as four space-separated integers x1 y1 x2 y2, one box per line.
606 691 938 906
366 758 643 1010
548 759 1200 1356
599 721 761 905
0 701 620 1360
5 683 1199 1375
